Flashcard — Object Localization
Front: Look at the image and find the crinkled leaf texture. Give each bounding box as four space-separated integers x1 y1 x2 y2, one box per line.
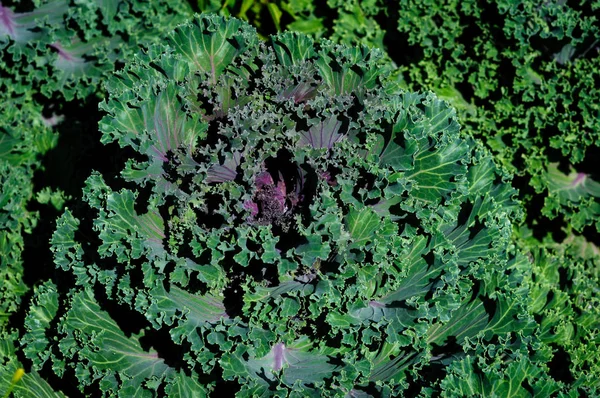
32 13 532 396
0 97 63 397
387 0 600 235
513 229 600 396
0 98 56 325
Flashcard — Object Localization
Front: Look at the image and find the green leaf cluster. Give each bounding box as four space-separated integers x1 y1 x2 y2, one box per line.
0 1 598 396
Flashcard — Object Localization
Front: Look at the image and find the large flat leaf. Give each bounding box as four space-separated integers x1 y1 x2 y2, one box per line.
84 173 165 261
59 288 175 397
316 42 386 96
168 14 257 83
102 83 206 180
345 207 380 249
225 338 340 391
144 284 227 351
406 134 467 204
271 32 317 67
299 116 345 149
377 93 466 205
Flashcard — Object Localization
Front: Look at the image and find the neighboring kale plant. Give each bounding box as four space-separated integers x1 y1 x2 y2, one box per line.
519 232 600 396
21 14 546 396
0 0 194 100
1 2 194 395
390 0 600 240
0 98 63 398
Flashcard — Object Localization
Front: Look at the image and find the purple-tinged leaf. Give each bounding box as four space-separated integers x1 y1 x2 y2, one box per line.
101 82 206 191
299 116 345 149
542 163 600 231
102 83 205 161
50 39 96 79
272 342 286 371
0 4 19 40
275 172 287 205
0 1 65 44
279 82 318 103
242 338 339 387
243 200 259 217
206 150 242 183
255 171 274 188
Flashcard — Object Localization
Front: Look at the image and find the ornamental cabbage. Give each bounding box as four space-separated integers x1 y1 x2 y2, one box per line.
19 13 539 397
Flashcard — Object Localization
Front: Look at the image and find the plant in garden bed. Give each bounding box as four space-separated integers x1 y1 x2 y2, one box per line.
4 12 576 397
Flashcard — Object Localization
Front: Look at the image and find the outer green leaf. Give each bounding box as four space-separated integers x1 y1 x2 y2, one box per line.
316 41 387 96
427 299 488 346
22 282 60 370
345 207 380 249
83 173 165 260
59 288 176 396
143 284 227 342
168 14 258 83
271 31 317 66
0 356 67 398
12 371 67 398
239 339 340 391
